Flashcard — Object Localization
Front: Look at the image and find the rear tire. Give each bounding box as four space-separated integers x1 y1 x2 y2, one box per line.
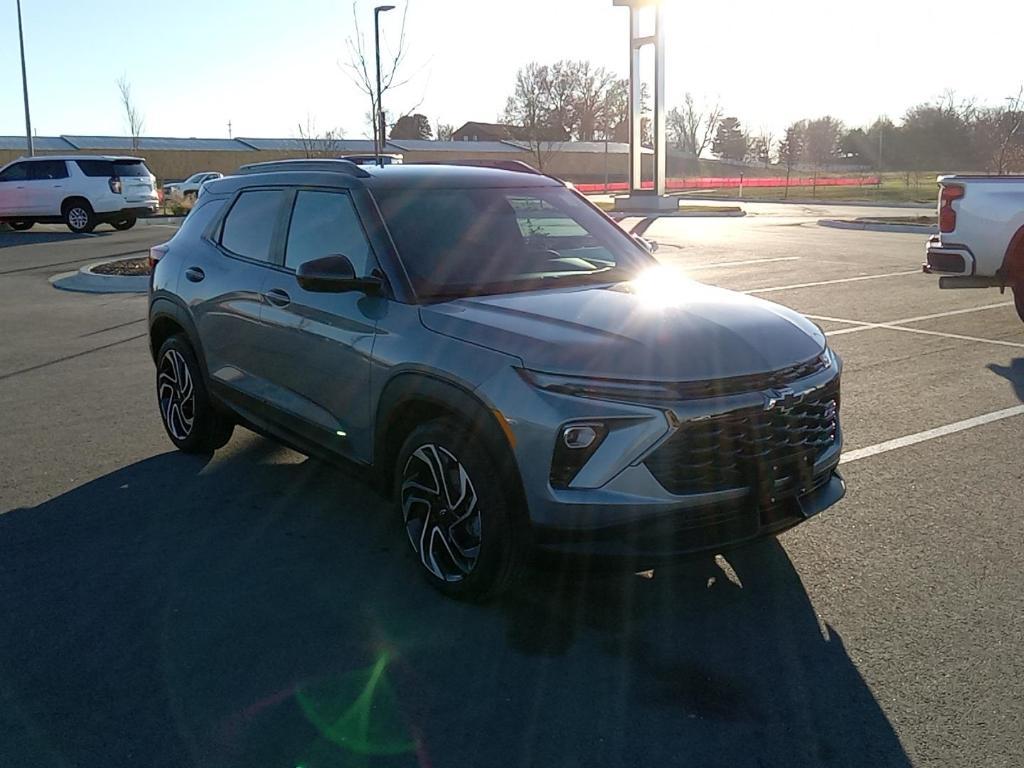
112 216 137 231
156 335 234 454
63 200 95 234
9 221 33 231
1014 283 1024 324
394 417 527 600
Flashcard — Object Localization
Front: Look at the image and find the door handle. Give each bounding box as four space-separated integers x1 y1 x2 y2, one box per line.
184 266 205 283
264 288 291 307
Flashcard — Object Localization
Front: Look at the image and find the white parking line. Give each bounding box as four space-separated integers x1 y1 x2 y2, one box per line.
882 325 1024 349
746 269 920 294
691 256 800 270
840 405 1024 465
817 302 1016 336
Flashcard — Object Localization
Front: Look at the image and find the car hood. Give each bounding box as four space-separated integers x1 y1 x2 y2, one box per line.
418 274 826 381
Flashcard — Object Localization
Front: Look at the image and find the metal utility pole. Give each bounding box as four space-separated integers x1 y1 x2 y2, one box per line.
373 4 395 166
16 0 34 156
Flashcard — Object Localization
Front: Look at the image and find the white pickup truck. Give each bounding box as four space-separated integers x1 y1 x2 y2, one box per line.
924 175 1024 322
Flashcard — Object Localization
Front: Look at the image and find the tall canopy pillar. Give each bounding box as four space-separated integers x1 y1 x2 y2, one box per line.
613 0 676 212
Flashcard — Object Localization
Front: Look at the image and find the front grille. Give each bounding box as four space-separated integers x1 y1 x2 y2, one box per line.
644 380 839 499
663 353 830 400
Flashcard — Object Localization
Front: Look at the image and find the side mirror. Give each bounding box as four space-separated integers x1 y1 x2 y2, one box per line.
295 255 383 294
634 235 659 254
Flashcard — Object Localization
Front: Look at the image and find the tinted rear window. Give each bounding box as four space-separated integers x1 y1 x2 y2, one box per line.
76 160 115 177
76 159 151 177
112 161 152 177
220 189 285 262
28 160 69 180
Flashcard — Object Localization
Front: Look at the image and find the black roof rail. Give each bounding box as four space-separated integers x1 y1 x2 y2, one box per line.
236 158 371 178
413 159 543 175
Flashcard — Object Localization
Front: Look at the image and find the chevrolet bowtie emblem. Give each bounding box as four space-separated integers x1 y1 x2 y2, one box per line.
763 387 797 411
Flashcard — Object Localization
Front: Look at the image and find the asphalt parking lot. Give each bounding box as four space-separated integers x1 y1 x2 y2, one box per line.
2 204 1022 768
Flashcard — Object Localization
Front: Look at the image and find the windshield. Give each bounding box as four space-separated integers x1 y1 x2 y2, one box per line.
374 185 653 299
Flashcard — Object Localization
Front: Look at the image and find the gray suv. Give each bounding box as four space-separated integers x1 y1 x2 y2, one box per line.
148 159 845 597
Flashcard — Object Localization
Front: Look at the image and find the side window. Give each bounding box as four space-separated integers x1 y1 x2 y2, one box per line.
284 190 373 274
28 160 69 180
0 163 30 182
75 160 115 177
220 189 285 263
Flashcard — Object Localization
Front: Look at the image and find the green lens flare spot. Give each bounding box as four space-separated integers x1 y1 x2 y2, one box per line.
295 652 414 757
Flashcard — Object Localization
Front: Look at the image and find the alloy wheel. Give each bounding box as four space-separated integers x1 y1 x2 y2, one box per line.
158 349 196 441
67 207 89 231
401 444 482 582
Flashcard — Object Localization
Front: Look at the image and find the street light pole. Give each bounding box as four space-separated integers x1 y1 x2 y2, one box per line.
16 0 34 157
373 4 395 167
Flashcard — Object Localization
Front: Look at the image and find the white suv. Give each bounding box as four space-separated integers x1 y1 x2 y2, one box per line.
0 155 159 233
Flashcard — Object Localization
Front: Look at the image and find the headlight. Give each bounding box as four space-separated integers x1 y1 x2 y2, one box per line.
517 368 678 403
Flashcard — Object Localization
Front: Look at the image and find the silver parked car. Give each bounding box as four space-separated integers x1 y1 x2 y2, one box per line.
148 159 845 598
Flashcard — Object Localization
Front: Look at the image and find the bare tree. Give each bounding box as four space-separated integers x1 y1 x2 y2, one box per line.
343 1 413 144
994 87 1024 174
296 116 343 158
116 75 144 151
668 93 722 157
571 62 618 141
754 127 775 167
435 122 455 141
504 63 564 170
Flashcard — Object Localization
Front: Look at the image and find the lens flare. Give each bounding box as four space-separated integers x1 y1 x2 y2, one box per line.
626 265 697 309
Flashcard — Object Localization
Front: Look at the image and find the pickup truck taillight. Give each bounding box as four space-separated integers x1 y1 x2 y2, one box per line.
108 176 122 194
149 243 169 271
939 184 964 233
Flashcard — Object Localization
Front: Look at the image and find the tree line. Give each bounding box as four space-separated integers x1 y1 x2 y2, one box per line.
500 61 1024 175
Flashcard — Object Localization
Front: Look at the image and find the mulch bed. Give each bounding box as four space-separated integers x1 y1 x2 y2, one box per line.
91 257 151 276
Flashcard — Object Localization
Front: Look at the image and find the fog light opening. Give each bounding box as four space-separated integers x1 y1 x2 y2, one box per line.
562 425 598 449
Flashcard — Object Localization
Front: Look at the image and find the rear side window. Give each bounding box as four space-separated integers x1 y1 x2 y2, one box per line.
220 189 285 262
0 163 30 182
76 160 115 177
28 160 69 180
113 161 151 177
76 159 151 177
284 190 373 273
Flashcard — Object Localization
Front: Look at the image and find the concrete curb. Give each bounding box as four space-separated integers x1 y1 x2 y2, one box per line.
683 195 934 209
140 216 184 227
817 219 936 234
50 257 149 294
607 209 746 219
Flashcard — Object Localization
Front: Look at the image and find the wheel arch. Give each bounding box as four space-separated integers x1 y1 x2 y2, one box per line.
60 195 92 215
149 297 209 382
374 373 525 503
1000 223 1024 284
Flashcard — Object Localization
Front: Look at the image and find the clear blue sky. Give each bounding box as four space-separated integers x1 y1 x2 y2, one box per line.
2 0 1022 141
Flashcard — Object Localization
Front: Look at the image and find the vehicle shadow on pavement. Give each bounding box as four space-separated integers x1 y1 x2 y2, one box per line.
0 438 910 768
988 357 1024 403
0 230 111 248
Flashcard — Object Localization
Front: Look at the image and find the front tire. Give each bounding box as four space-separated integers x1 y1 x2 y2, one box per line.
395 418 526 599
9 221 34 231
112 216 137 231
156 335 233 453
63 201 95 233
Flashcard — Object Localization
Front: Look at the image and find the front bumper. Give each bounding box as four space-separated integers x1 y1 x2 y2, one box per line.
478 348 845 558
532 470 845 559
